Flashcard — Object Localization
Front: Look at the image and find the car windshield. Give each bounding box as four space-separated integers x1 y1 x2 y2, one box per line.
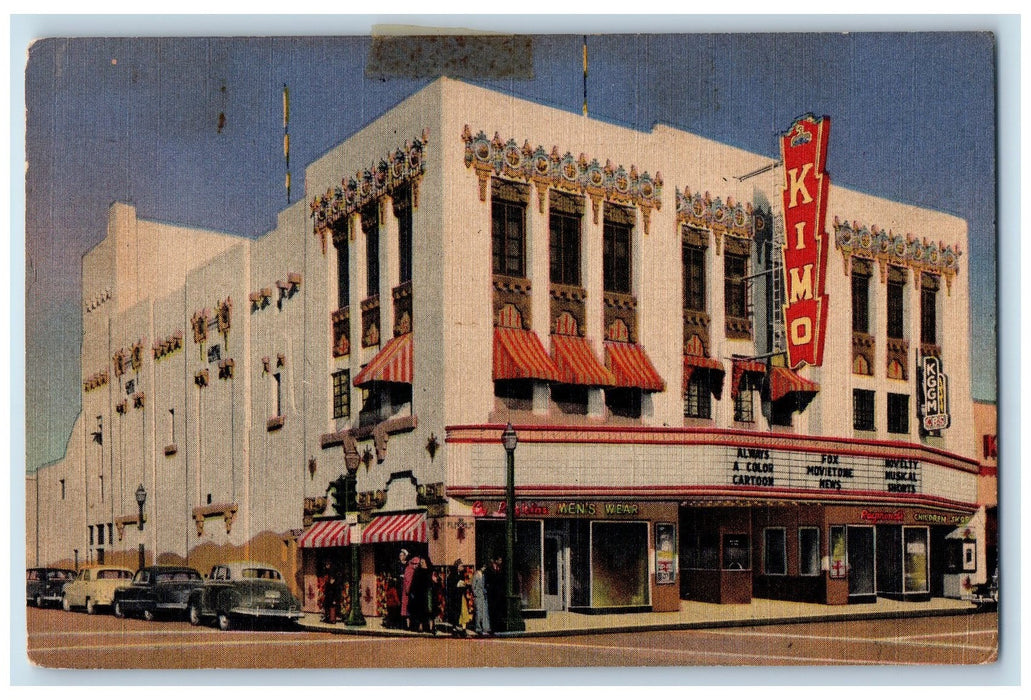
155 571 201 583
241 568 281 580
50 571 74 581
97 570 132 580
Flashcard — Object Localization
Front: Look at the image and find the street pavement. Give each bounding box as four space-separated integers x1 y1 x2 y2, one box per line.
298 596 982 637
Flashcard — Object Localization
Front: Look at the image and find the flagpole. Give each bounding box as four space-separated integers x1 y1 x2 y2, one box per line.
582 37 588 117
283 84 291 204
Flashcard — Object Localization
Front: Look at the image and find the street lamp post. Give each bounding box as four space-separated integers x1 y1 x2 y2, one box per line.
135 483 147 571
501 423 525 633
343 452 365 627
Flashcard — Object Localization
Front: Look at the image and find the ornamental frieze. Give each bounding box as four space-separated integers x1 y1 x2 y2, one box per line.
83 369 109 393
676 187 755 255
461 126 662 234
832 217 961 294
309 129 429 239
152 330 184 360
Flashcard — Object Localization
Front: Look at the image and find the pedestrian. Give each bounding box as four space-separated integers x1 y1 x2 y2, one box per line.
472 562 491 636
486 555 505 632
408 556 431 632
322 569 341 625
446 559 464 631
402 553 420 631
383 576 401 629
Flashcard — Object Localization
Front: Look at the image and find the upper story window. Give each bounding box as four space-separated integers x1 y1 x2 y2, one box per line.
683 241 706 312
333 220 350 310
684 372 712 419
603 205 633 294
852 267 871 333
361 202 380 298
491 179 528 278
724 252 748 320
920 273 939 346
549 192 582 286
734 383 755 423
332 369 351 420
394 185 413 285
887 266 906 339
887 392 909 434
853 389 875 432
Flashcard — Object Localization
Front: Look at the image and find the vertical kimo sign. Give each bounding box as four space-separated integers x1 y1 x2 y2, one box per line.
781 115 831 369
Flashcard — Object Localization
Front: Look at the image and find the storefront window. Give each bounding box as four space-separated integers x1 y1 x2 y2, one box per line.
475 519 543 609
799 527 821 576
722 533 750 570
591 521 648 607
903 527 929 593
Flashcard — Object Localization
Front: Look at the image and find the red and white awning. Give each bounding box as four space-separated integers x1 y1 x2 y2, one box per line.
493 327 562 382
353 333 413 387
297 520 352 548
361 512 427 544
550 334 616 387
682 354 726 389
769 366 821 403
731 358 767 398
604 341 665 392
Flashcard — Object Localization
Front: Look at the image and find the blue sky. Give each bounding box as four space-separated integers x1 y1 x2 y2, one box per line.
20 24 1000 473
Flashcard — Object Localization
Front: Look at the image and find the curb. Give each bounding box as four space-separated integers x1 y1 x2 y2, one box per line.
297 604 984 639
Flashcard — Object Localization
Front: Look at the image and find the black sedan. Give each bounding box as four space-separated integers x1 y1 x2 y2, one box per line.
26 567 76 608
112 565 203 621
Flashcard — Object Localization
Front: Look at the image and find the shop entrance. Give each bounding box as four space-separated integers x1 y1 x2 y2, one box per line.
542 528 568 611
847 526 876 603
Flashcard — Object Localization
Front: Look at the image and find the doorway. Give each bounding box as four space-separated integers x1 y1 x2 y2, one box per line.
542 525 568 611
847 526 876 603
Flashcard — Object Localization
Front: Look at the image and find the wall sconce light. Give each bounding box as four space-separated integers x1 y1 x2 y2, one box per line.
361 447 374 471
426 433 439 461
308 456 317 481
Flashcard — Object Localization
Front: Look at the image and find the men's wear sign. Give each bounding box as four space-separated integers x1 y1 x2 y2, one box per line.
780 115 831 369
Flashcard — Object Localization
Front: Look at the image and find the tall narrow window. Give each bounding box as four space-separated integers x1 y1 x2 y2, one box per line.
684 372 712 419
887 267 905 339
334 223 350 310
799 527 821 576
97 523 105 546
603 206 633 294
168 408 175 444
362 202 380 298
332 370 351 420
683 243 706 311
887 392 909 434
920 274 939 346
274 373 282 417
852 269 870 333
734 384 755 423
724 252 748 319
853 389 875 431
395 185 413 284
491 180 527 277
549 193 582 285
98 475 104 501
60 479 65 500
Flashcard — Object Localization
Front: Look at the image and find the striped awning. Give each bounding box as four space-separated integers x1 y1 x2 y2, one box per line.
353 333 413 387
604 341 665 392
551 334 616 387
297 520 352 548
361 512 428 544
769 366 821 403
493 327 562 382
682 354 726 390
731 358 767 399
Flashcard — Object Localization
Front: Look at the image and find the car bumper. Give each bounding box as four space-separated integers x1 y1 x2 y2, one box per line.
231 607 303 620
156 602 189 610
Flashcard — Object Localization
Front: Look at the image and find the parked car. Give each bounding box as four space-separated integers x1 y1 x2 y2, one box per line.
186 562 302 631
61 566 134 614
26 567 76 608
111 565 204 621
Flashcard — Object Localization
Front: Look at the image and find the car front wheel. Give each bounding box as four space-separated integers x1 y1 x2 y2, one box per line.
113 600 125 618
217 611 232 631
188 603 202 626
142 609 155 622
34 594 44 608
86 598 96 615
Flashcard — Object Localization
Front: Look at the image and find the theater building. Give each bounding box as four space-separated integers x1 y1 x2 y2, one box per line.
29 78 980 616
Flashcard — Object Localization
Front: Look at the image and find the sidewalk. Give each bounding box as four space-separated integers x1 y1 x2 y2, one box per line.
297 596 981 638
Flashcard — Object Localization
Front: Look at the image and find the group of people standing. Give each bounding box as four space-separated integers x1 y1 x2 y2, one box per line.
383 550 508 637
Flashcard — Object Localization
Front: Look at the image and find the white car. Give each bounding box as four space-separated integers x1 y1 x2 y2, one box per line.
61 566 134 614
